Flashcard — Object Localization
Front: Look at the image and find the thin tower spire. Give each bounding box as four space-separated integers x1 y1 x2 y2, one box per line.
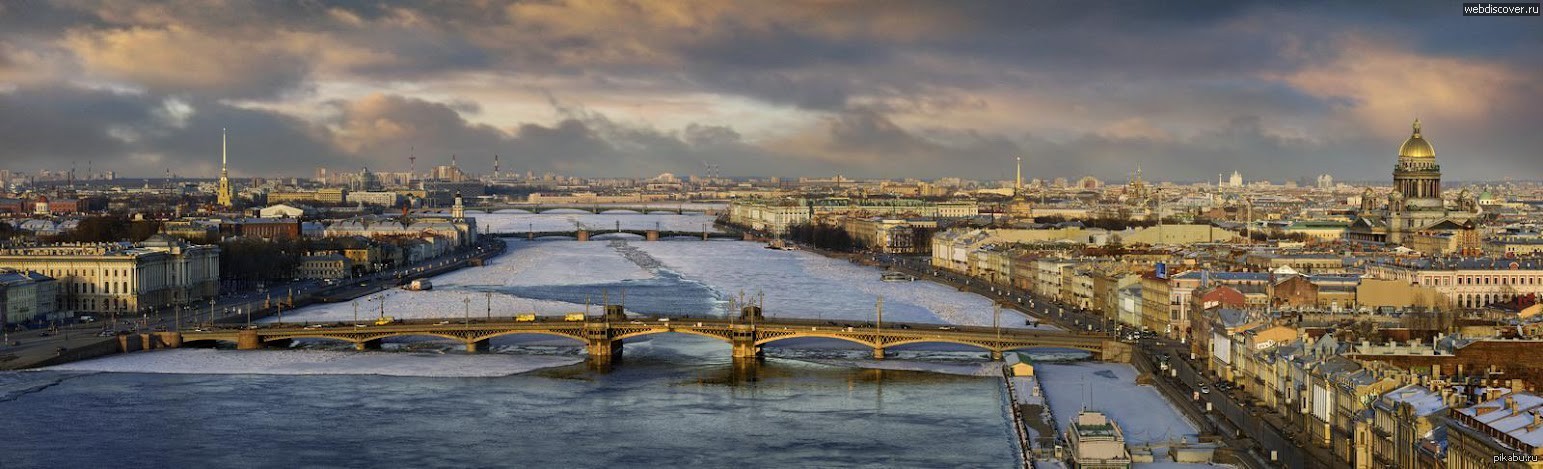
1015 156 1022 193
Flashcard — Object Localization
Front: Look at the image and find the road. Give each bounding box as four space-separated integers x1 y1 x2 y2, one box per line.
870 253 1343 469
0 239 505 369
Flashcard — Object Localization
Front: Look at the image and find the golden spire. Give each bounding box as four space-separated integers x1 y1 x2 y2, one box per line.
1412 118 1421 137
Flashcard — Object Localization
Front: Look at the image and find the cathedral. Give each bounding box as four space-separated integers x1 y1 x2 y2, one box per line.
1346 119 1480 252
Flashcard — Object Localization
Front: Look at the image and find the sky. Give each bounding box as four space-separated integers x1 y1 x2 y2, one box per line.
0 1 1538 182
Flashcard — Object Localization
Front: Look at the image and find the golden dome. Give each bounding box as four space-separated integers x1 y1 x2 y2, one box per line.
1398 118 1435 158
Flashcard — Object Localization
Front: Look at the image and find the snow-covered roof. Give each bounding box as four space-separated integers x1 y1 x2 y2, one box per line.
1377 384 1446 417
1455 392 1543 449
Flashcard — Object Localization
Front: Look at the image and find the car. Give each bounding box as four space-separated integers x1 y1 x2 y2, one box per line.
938 326 957 331
435 321 451 325
1199 384 1211 394
629 321 645 325
897 324 911 329
304 324 325 329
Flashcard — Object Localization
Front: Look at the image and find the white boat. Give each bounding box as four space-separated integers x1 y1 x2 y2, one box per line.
404 279 432 291
880 272 914 282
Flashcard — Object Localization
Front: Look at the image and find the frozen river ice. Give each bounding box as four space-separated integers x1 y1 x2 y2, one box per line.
3 214 1196 468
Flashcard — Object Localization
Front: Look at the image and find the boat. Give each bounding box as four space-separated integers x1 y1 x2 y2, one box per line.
765 239 797 251
881 272 915 282
403 279 432 291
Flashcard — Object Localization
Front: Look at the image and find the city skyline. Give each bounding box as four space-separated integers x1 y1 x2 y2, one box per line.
0 2 1539 181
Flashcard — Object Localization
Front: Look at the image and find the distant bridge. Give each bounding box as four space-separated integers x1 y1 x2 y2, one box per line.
453 203 718 215
159 307 1129 367
489 229 743 241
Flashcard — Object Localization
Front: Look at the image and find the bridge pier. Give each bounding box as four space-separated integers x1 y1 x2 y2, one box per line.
1100 340 1132 363
355 339 382 351
576 230 590 242
237 330 262 350
990 350 1004 361
645 230 659 241
585 323 622 366
872 347 886 360
731 324 761 360
465 339 491 353
154 332 183 349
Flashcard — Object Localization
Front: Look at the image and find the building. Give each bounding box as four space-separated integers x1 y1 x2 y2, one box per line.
0 235 219 316
730 197 978 235
1065 411 1132 469
0 269 59 326
1369 384 1448 469
1346 120 1480 246
230 218 301 240
258 204 315 219
296 254 349 280
841 217 937 254
1364 257 1543 309
345 191 401 207
1446 392 1543 469
1284 221 1348 242
269 188 347 205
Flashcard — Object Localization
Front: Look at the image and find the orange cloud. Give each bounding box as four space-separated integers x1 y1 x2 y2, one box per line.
1274 35 1522 140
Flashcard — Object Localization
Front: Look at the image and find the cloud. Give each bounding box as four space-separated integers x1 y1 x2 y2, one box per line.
61 25 313 99
0 1 1536 181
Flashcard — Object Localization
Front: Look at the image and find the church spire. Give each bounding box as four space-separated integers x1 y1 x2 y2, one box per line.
216 128 233 207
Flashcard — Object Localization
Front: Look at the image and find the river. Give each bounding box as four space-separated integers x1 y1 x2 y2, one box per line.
1 214 1039 468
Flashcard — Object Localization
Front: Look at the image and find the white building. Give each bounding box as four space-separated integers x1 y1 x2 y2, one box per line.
0 235 219 316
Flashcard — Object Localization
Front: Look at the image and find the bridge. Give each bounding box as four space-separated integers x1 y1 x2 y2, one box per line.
157 306 1130 367
453 203 718 215
489 229 744 241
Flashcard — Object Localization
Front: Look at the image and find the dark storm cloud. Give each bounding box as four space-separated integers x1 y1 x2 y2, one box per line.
0 84 353 177
0 0 1537 180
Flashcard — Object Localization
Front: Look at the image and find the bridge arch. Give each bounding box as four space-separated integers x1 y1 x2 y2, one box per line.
609 328 732 343
598 209 642 214
880 337 997 352
473 330 587 343
755 333 876 349
591 232 645 241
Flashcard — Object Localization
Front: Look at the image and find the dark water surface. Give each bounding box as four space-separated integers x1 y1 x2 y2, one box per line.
0 337 1018 468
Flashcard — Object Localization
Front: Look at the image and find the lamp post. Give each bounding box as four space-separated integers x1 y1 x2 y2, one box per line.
486 291 492 320
994 302 1001 345
463 296 471 328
